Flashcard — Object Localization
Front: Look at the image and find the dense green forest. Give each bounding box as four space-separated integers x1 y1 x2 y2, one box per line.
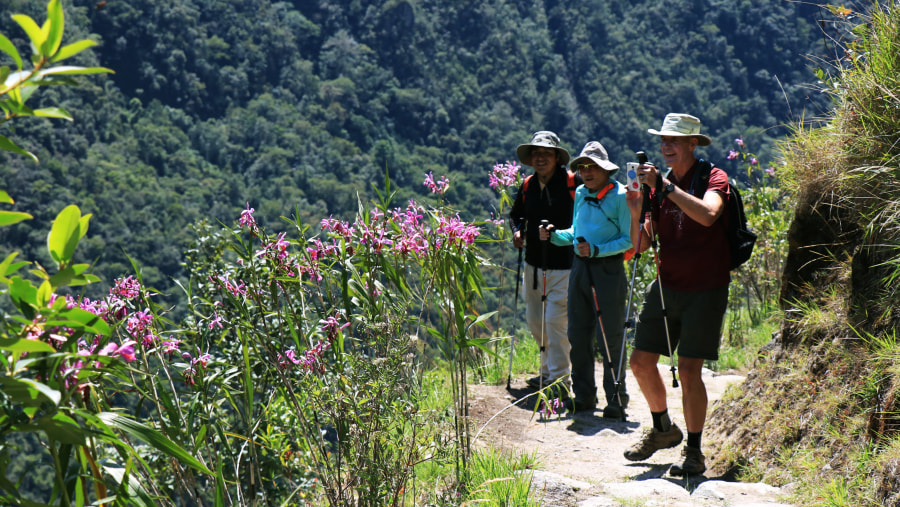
1 0 833 304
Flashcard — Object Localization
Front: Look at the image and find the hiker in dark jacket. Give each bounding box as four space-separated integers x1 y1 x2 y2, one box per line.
623 113 729 477
509 131 581 396
540 141 632 417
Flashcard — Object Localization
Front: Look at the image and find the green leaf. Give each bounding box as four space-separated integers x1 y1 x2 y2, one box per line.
31 106 71 120
103 463 158 507
97 413 215 475
47 263 96 288
36 280 52 308
0 33 22 69
0 252 30 278
37 412 85 445
42 0 64 58
0 376 61 406
0 190 12 204
11 15 45 53
0 210 33 226
0 337 56 354
45 307 111 336
0 135 37 162
9 276 38 319
49 39 96 64
47 204 81 265
38 65 114 77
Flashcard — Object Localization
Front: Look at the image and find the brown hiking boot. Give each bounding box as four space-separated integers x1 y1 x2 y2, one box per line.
669 445 706 476
623 423 684 461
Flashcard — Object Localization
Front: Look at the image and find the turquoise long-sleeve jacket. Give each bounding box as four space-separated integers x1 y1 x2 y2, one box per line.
550 182 632 257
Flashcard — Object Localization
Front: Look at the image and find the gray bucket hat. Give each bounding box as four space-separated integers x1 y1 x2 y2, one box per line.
570 141 619 173
516 131 570 167
647 113 712 146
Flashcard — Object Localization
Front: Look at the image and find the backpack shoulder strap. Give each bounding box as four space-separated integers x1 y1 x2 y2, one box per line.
690 159 714 197
566 170 576 200
522 174 534 194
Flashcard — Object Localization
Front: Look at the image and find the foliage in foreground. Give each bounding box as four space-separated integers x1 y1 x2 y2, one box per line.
709 3 900 506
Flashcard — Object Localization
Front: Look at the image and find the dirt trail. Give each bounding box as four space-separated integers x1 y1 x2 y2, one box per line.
468 363 746 488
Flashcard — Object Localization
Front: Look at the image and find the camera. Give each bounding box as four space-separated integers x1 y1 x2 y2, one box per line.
625 162 640 191
625 151 650 191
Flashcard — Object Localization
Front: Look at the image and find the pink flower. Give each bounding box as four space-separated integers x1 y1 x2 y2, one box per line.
750 157 758 165
239 202 257 230
727 150 739 160
208 312 224 330
489 161 521 189
111 276 141 299
765 166 776 175
161 339 181 354
735 137 745 148
424 172 450 194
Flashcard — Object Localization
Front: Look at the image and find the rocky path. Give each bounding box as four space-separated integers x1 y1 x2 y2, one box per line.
467 363 795 506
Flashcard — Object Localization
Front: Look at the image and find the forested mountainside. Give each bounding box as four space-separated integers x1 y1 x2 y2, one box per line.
0 0 832 302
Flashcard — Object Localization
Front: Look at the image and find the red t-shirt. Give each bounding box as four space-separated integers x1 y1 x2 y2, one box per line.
650 162 730 292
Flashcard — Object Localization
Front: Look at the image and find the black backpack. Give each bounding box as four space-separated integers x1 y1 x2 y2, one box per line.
690 160 757 270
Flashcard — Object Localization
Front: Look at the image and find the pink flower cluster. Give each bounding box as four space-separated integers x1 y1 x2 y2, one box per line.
277 314 347 374
424 171 450 194
489 161 521 190
28 276 185 392
181 348 211 386
435 213 480 248
239 202 258 233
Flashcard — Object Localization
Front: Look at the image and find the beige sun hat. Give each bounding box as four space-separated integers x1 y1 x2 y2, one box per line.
570 141 618 173
647 113 712 146
516 131 570 167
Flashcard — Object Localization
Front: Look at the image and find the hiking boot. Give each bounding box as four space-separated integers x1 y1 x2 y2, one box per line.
623 423 684 461
669 445 706 476
563 396 597 413
526 375 548 389
602 404 625 419
608 392 630 410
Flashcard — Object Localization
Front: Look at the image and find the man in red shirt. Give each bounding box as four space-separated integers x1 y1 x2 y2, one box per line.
623 113 729 476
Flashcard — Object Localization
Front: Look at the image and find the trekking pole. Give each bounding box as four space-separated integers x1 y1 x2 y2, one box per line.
577 237 627 422
617 151 650 389
538 220 549 418
506 227 524 389
645 168 679 388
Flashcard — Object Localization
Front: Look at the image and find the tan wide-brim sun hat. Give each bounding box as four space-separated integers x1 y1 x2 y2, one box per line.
516 130 570 167
647 113 712 146
570 141 619 173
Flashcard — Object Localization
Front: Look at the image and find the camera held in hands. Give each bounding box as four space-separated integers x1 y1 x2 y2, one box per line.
625 162 640 191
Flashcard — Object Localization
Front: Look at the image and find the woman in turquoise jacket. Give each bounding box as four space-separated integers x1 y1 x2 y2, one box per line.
541 141 632 417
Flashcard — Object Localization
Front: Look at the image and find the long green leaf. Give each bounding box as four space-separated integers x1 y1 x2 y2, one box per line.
0 376 61 406
0 33 22 69
42 0 64 58
102 463 158 507
37 412 85 445
0 210 33 226
45 307 111 336
0 252 30 278
97 412 214 475
11 15 44 53
38 65 114 76
0 337 56 354
49 39 96 64
0 134 37 162
32 106 71 120
0 190 12 204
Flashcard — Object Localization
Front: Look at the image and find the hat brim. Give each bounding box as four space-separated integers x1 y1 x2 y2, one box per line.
571 156 618 173
647 129 712 146
516 144 571 167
